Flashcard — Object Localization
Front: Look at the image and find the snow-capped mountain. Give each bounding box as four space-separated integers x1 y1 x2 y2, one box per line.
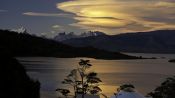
54 32 77 41
62 30 175 53
10 27 27 33
79 31 105 37
54 31 106 41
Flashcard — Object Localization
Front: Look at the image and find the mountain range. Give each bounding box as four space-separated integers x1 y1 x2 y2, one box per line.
0 29 138 60
54 31 106 41
60 30 175 53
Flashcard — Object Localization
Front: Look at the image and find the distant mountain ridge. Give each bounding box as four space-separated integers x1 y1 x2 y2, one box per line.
61 30 175 53
54 31 106 41
0 29 138 60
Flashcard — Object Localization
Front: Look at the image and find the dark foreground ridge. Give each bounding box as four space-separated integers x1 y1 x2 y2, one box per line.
169 59 175 63
0 29 139 60
0 54 40 98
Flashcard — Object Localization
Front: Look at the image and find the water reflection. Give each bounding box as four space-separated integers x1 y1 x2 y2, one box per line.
17 54 175 97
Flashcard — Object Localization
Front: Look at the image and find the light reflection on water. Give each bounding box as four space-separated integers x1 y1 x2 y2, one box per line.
17 54 175 97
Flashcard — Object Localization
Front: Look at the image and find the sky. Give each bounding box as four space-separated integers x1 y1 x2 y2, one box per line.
0 0 175 37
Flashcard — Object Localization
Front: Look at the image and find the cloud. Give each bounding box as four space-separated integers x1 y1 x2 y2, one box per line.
155 1 175 8
52 25 61 29
23 12 73 17
52 25 65 31
0 10 8 12
56 0 175 34
71 17 135 29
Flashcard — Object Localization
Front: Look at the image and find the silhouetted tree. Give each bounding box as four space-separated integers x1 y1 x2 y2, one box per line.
56 88 70 98
119 84 135 90
148 76 175 98
116 84 135 93
61 69 78 97
58 59 102 98
78 59 92 98
86 72 102 95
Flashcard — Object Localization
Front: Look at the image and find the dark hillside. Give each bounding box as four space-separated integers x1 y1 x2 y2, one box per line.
0 54 40 98
0 29 138 60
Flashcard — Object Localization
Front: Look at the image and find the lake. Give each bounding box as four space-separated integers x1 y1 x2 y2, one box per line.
17 53 175 98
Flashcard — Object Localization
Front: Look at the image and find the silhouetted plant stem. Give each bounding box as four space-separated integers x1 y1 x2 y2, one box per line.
58 59 102 98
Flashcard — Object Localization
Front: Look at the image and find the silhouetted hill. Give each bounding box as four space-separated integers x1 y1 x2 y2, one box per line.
0 54 40 98
0 29 138 59
62 30 175 53
169 59 175 63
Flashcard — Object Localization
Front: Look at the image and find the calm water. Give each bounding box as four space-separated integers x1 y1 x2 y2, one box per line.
17 53 175 97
